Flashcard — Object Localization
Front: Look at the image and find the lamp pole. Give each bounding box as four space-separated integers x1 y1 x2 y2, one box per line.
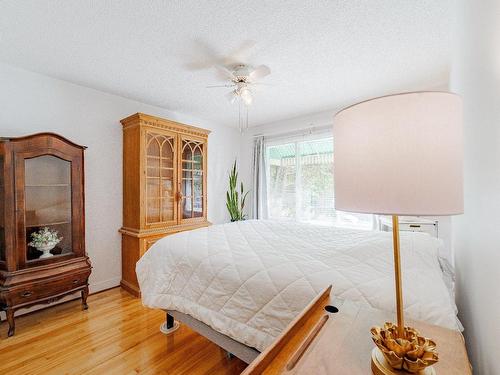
392 215 405 338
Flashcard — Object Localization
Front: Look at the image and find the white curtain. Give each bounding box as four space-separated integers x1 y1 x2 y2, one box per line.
251 136 268 219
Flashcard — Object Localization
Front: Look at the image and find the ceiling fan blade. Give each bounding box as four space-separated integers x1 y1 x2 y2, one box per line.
214 65 236 81
249 81 274 86
249 65 271 81
206 84 235 88
225 90 237 104
223 40 257 65
248 82 273 93
184 39 221 70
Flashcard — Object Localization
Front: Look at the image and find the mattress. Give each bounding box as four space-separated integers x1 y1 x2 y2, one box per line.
136 220 460 352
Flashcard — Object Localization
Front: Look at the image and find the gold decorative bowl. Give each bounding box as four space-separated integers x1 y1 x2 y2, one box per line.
371 323 438 373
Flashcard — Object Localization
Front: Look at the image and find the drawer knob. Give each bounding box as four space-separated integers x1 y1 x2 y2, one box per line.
73 279 80 284
21 291 33 298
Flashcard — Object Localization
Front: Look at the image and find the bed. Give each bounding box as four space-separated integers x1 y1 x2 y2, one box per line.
136 220 460 362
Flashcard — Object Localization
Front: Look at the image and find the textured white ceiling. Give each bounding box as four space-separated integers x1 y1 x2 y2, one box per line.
0 1 455 127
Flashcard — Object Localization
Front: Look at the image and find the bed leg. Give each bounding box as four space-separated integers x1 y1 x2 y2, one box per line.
166 313 174 329
160 312 180 335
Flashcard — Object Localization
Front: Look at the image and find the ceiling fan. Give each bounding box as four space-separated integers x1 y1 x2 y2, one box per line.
185 40 271 131
206 63 271 106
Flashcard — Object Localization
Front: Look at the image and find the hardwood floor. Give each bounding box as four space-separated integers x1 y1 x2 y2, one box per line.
0 288 247 375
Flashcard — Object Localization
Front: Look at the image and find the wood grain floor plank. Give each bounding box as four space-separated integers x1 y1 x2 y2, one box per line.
0 288 247 375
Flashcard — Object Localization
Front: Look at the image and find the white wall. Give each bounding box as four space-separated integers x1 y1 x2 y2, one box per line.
450 1 500 373
0 62 241 295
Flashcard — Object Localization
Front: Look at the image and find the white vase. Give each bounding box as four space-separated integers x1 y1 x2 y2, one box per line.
37 243 56 258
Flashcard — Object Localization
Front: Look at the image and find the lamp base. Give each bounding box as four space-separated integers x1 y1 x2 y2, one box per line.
371 348 436 375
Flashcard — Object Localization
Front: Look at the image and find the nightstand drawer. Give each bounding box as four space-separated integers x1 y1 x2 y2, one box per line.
379 216 438 238
399 222 437 237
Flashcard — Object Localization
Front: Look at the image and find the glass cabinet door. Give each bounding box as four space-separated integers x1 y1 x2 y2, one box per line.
24 155 72 261
145 132 176 226
180 138 205 220
0 155 5 264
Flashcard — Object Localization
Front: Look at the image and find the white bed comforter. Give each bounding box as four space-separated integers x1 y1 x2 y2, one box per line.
137 220 459 351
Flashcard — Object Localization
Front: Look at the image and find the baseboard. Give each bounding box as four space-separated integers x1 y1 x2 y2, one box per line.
89 276 121 294
120 279 141 297
0 276 121 321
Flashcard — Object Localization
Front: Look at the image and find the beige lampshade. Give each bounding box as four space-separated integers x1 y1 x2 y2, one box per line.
333 91 463 216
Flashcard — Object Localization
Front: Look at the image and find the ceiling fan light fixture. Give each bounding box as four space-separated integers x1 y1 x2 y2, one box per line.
202 44 271 133
240 87 253 106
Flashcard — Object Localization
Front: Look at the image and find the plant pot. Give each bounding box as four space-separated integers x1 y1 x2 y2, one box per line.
36 243 56 259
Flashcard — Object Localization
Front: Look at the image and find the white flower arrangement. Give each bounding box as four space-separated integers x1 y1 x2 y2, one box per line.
28 227 62 249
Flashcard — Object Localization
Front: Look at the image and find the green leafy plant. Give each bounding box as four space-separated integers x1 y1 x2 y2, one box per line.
226 160 249 222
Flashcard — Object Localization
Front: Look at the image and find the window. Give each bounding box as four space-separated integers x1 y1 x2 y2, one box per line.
265 134 373 230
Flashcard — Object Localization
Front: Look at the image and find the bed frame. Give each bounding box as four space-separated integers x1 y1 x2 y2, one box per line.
162 310 260 364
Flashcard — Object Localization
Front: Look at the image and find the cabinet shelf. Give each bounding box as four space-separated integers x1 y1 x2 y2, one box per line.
25 184 70 187
147 165 173 169
27 249 74 262
147 156 174 161
26 221 71 228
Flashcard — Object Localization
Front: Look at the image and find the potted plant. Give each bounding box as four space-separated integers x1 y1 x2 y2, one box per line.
28 227 63 259
226 160 249 222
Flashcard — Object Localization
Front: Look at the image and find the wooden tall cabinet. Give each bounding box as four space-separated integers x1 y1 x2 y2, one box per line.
119 113 210 296
0 133 91 337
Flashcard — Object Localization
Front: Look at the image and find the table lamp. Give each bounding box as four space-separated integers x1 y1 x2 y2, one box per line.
333 92 463 374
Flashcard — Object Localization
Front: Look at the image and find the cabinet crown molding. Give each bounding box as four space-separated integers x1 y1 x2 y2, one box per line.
120 113 211 138
0 132 87 149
